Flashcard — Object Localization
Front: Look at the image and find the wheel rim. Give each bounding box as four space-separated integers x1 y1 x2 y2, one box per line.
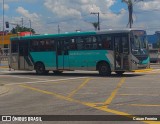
99 63 111 76
101 66 107 73
36 64 44 74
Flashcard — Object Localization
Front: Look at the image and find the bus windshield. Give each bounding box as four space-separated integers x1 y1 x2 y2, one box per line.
131 30 148 55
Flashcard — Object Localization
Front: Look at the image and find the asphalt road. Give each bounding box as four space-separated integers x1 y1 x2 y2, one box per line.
0 65 160 124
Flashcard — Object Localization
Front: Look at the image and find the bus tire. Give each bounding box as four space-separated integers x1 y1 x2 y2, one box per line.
98 62 111 76
115 71 125 75
53 71 63 75
35 62 45 75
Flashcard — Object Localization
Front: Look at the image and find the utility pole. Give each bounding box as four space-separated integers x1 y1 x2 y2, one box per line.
58 25 60 34
2 0 4 48
21 18 23 27
29 20 32 36
91 12 100 30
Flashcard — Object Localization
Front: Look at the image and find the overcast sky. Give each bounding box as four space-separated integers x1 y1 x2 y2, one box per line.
0 0 159 34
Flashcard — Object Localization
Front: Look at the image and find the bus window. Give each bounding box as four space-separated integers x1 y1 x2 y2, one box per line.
45 39 55 51
76 37 85 50
39 40 45 51
122 36 129 54
50 39 55 51
30 40 39 52
101 35 112 49
70 38 76 50
45 40 50 51
63 39 70 55
84 36 98 50
11 41 18 53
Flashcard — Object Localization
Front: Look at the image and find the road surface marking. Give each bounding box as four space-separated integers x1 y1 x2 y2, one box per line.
119 94 160 97
67 78 90 98
104 77 126 107
20 84 157 124
116 103 160 107
5 77 88 86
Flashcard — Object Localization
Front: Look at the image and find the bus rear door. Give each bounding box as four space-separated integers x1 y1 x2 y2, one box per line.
10 40 19 70
19 41 33 70
114 35 129 71
56 39 70 70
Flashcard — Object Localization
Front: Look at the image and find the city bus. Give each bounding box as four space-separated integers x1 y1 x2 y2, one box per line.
9 29 149 76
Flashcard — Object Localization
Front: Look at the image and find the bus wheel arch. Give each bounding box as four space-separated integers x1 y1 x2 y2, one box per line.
96 61 111 76
34 62 46 75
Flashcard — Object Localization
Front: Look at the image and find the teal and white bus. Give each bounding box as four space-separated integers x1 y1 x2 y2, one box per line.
9 29 149 76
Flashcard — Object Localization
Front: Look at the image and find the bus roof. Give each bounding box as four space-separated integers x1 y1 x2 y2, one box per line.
10 31 96 41
10 29 144 41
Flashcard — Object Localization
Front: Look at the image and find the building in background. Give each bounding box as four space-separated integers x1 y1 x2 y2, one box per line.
0 31 17 48
147 31 160 49
147 31 160 63
0 31 32 48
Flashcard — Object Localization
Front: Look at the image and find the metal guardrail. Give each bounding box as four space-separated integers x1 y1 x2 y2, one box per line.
0 48 9 65
0 56 8 61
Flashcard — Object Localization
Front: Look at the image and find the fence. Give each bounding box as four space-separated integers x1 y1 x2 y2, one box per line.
0 48 9 65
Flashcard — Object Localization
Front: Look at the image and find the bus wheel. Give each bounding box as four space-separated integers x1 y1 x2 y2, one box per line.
53 71 63 75
115 71 125 75
98 62 111 76
35 62 45 75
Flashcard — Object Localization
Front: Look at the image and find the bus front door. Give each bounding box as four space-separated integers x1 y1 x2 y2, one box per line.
56 40 70 70
114 36 129 71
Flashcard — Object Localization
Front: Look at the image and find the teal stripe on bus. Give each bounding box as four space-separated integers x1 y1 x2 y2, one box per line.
30 51 56 67
141 57 150 64
69 50 111 68
30 50 111 69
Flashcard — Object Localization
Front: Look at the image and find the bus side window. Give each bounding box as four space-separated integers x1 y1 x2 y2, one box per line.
76 37 85 50
97 36 103 49
122 36 129 53
39 40 45 51
83 36 98 50
45 39 55 51
30 40 39 52
102 35 112 49
63 39 70 55
70 38 76 50
49 39 55 51
45 40 50 51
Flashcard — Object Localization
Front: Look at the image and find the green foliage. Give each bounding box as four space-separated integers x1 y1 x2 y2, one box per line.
11 25 35 34
92 22 99 31
157 40 160 48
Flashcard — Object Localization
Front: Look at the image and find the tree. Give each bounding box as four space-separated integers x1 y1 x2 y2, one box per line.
122 0 143 28
122 0 133 28
11 25 35 34
92 22 99 31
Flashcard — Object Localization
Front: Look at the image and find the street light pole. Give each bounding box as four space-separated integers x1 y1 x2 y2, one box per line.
2 0 5 48
91 12 100 30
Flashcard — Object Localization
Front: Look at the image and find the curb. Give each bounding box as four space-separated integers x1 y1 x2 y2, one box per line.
133 68 153 73
0 66 9 68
